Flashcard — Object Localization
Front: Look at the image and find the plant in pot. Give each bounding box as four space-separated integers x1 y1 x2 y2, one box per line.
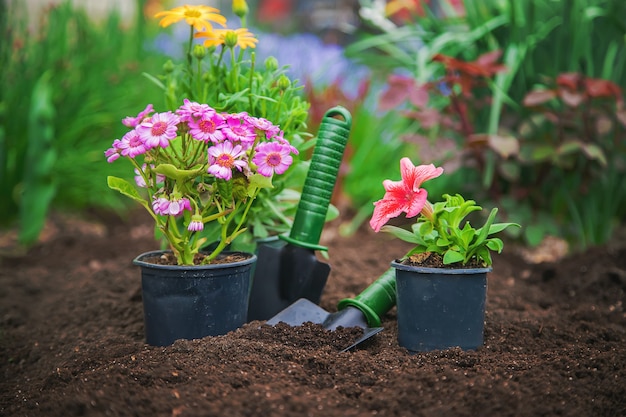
104 3 308 346
370 157 520 352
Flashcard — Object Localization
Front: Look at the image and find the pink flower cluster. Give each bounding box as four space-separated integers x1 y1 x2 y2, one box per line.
105 100 298 182
106 101 299 231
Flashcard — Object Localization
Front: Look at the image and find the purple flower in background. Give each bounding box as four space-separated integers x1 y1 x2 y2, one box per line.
254 32 370 100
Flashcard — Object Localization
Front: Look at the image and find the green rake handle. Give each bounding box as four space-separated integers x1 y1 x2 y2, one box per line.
281 106 352 251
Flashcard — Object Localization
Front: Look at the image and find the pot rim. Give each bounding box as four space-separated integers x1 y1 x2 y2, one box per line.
391 260 492 275
133 250 257 270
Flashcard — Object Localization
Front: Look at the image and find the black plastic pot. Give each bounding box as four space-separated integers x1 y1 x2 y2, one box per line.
133 250 257 346
392 261 491 352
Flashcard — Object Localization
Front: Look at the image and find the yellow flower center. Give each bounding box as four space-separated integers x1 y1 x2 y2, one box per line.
185 10 201 18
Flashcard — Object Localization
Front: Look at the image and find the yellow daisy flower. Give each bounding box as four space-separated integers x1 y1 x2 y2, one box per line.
154 5 227 32
196 28 259 49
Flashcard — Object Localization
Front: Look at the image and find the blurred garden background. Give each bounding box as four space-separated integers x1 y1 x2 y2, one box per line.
2 0 625 254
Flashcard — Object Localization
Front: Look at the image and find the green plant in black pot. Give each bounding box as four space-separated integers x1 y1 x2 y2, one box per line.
370 157 520 352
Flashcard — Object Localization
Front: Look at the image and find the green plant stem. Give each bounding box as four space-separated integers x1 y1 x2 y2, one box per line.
230 48 239 92
186 25 194 69
204 191 258 263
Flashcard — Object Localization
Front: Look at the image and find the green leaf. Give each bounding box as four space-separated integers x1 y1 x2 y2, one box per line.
153 163 204 181
581 144 607 166
325 204 339 222
142 72 166 90
443 250 464 265
486 238 504 253
107 176 150 210
380 225 423 244
487 221 521 235
474 208 498 247
248 173 273 197
19 71 57 245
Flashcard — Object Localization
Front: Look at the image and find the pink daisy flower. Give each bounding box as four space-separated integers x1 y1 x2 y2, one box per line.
188 112 226 143
137 112 180 149
207 141 247 180
222 115 257 146
248 116 281 138
118 130 147 158
122 104 154 128
252 142 294 177
104 140 122 163
369 158 444 232
274 130 299 155
176 99 215 122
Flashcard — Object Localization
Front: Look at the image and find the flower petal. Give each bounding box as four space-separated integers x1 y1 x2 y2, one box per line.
399 158 444 190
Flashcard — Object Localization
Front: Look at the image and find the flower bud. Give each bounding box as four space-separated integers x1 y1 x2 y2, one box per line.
264 56 279 72
232 0 249 18
188 214 204 232
224 31 239 49
192 44 207 60
163 59 175 73
277 74 291 91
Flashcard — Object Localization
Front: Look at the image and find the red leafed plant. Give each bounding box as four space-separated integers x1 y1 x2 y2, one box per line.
520 72 626 171
378 50 514 171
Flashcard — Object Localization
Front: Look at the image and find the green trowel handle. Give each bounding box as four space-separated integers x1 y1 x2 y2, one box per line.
282 106 352 250
337 267 396 328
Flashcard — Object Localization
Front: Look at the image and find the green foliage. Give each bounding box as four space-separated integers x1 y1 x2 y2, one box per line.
145 12 312 243
349 0 626 249
382 194 520 267
0 0 165 244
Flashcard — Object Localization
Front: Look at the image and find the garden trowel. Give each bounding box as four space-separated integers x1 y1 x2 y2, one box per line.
247 106 352 321
266 267 397 351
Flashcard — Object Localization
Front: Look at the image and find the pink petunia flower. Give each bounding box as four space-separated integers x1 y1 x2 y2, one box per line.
122 104 155 128
188 112 226 143
176 99 215 122
207 141 247 180
252 142 294 177
137 112 180 149
222 115 257 146
369 158 444 232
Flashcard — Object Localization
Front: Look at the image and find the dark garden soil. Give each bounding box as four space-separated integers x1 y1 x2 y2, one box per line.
1 210 625 417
